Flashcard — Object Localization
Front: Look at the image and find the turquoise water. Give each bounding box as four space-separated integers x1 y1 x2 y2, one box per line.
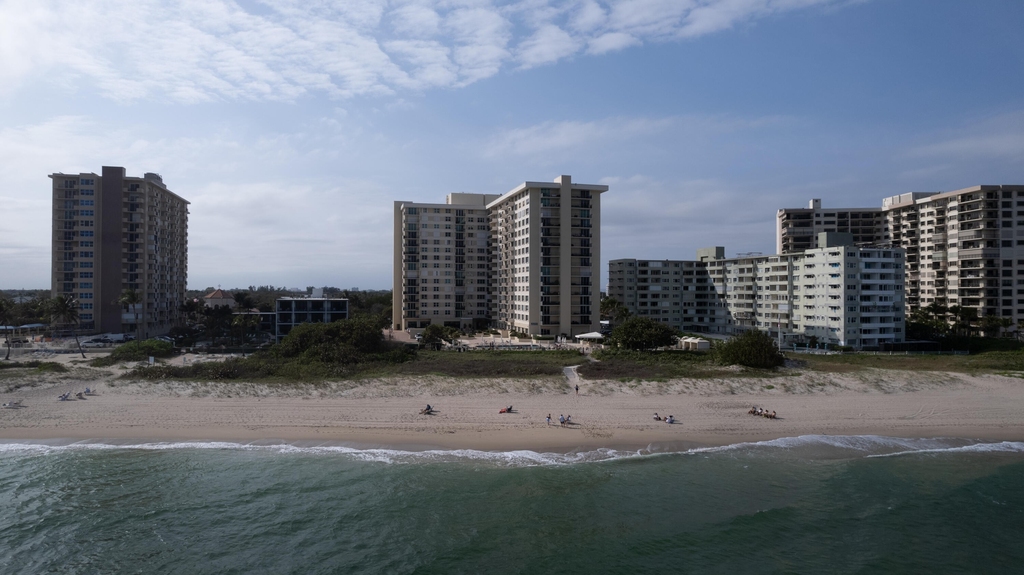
1 436 1022 574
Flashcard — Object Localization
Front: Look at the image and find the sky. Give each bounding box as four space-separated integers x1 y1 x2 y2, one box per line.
1 0 1022 291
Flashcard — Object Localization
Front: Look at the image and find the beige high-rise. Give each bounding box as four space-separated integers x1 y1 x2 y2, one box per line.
50 167 189 336
393 175 607 337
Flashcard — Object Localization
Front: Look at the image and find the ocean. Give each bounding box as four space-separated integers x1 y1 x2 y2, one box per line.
1 436 1022 574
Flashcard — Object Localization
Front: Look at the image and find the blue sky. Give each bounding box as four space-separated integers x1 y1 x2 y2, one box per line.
1 0 1022 290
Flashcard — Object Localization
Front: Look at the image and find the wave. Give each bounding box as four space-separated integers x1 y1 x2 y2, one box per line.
0 440 646 466
1 436 1022 466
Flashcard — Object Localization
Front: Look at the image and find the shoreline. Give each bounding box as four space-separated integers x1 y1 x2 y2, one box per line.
4 372 1024 452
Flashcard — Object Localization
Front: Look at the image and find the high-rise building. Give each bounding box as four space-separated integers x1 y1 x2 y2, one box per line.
393 193 499 332
50 167 189 336
776 199 885 253
777 185 1024 321
392 175 607 337
608 234 907 349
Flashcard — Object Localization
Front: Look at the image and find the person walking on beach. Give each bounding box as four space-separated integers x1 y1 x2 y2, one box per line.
575 384 579 395
559 414 565 427
546 414 551 426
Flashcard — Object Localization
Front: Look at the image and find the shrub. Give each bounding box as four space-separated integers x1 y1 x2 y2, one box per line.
607 317 679 351
713 330 784 369
0 360 67 373
91 340 174 366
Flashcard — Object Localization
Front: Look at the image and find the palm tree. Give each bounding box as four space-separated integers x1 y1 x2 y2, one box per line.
0 296 13 361
117 288 143 340
48 294 85 358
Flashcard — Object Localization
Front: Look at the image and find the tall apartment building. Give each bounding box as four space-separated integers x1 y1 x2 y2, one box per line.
608 234 906 349
776 199 884 253
778 185 1024 322
393 175 607 337
393 193 500 332
50 167 189 336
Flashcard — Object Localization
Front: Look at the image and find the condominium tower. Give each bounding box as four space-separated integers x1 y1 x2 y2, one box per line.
393 193 499 332
50 167 189 336
777 185 1024 321
393 175 607 337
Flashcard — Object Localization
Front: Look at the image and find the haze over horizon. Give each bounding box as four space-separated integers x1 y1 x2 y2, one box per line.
1 0 1022 290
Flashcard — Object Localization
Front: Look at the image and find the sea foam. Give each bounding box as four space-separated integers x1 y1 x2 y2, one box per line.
1 436 1022 466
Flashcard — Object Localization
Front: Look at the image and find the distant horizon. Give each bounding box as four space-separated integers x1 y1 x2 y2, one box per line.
3 0 1023 289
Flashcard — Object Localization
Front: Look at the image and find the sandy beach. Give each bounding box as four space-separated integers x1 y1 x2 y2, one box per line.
2 352 1023 451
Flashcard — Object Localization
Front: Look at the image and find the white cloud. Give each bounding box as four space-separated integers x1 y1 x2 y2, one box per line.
0 0 858 102
516 25 581 68
587 32 640 54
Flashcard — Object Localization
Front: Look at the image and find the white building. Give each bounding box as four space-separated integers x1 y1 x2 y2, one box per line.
608 233 906 349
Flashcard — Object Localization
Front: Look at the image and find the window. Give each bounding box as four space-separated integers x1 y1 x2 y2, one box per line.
80 231 94 237
79 272 93 278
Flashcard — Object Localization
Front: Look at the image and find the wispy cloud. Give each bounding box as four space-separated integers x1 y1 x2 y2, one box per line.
0 0 857 102
908 111 1024 160
482 114 790 158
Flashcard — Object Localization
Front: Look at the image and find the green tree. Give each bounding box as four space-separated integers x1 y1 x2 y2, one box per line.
713 329 785 369
178 297 205 327
118 288 143 340
607 316 678 351
600 296 631 325
999 317 1013 338
0 296 13 361
979 314 1004 338
48 294 85 358
420 323 461 348
274 316 387 363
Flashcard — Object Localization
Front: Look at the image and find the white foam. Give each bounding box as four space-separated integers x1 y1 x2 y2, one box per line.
2 436 1022 465
0 440 645 467
866 441 1024 458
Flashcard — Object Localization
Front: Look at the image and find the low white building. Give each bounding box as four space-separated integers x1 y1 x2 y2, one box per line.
608 233 906 349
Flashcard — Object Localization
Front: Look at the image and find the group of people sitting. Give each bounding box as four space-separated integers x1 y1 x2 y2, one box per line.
2 400 22 409
748 406 777 419
652 413 676 424
57 388 94 402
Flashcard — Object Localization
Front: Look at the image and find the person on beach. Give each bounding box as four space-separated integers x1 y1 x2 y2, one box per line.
546 414 551 426
653 413 662 421
575 384 579 395
559 414 565 427
566 415 572 425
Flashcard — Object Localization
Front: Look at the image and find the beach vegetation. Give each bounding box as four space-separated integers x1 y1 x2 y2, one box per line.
91 340 176 366
0 360 67 373
713 330 785 369
580 349 726 380
606 317 679 351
